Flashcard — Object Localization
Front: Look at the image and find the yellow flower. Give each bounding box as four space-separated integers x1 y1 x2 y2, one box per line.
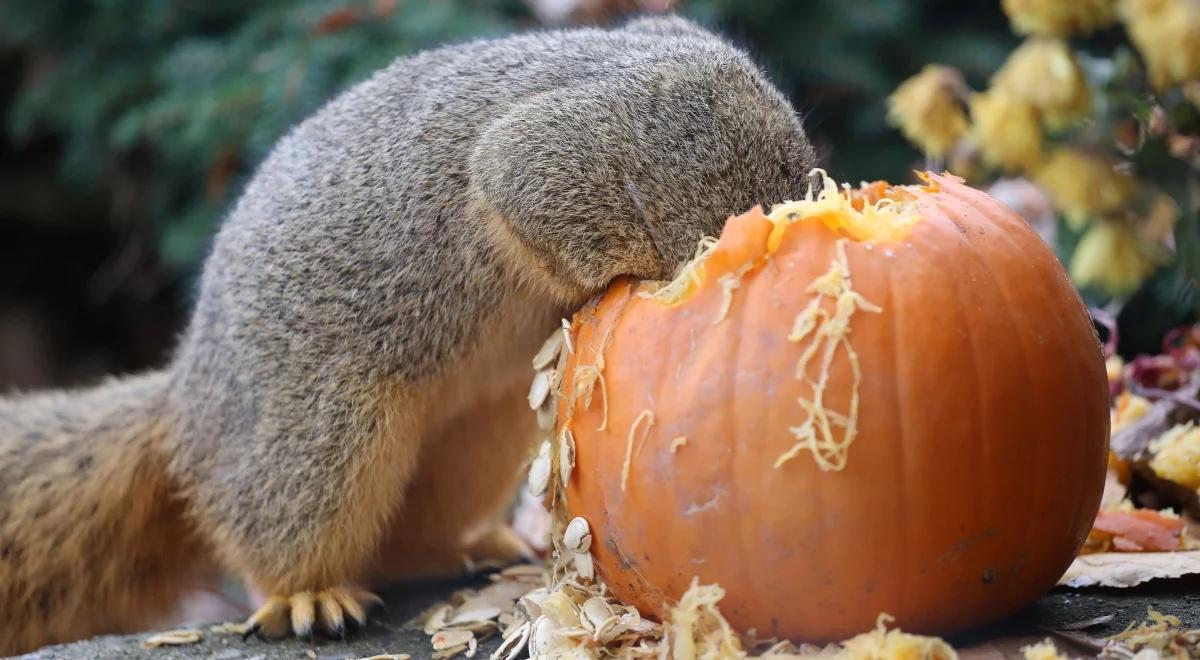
970 89 1043 172
1069 220 1157 295
992 38 1091 127
1111 391 1151 435
1002 0 1118 36
1034 148 1137 228
1139 191 1179 245
1149 423 1200 490
887 65 969 159
1186 80 1200 109
1120 0 1200 90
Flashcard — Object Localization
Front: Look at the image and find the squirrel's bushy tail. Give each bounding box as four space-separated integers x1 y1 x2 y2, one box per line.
0 370 211 655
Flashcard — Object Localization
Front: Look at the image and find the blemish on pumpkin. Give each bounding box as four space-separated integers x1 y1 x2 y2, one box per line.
682 486 724 517
982 568 997 584
936 528 998 564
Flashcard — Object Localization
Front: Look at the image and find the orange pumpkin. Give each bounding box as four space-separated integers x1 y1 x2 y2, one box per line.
555 172 1109 641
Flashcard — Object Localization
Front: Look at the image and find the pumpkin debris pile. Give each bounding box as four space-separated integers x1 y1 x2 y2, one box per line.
1105 608 1200 659
414 564 544 658
1083 317 1200 556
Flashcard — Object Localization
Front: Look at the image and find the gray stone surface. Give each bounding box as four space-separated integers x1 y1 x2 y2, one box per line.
14 578 504 660
15 575 1200 659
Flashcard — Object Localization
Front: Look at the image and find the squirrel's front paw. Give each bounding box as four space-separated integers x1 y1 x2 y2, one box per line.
243 586 383 641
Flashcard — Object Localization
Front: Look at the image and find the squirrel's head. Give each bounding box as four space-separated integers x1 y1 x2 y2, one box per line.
472 23 816 303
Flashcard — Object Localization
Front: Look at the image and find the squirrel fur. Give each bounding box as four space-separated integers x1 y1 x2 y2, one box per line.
0 15 815 654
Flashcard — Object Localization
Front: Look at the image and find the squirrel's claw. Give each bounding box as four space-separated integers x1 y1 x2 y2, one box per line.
240 622 261 642
242 587 380 642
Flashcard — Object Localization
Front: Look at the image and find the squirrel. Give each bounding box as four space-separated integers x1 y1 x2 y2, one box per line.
0 15 816 654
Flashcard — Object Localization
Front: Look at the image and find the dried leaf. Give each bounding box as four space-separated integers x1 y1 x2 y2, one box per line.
1050 614 1117 631
1058 550 1200 588
1092 510 1185 552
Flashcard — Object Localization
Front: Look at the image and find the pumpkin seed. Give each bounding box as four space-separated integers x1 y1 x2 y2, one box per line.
423 605 452 634
532 331 564 370
529 616 555 656
528 369 554 410
490 621 531 660
537 400 557 432
579 597 613 632
563 517 591 554
558 429 576 486
573 552 595 581
431 629 474 651
527 441 551 497
141 630 203 649
561 319 574 354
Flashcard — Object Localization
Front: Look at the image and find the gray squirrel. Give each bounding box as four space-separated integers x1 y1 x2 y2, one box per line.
0 14 815 653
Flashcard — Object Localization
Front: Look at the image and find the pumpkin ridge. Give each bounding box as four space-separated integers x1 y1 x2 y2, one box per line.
938 213 997 594
932 194 1047 601
880 237 915 621
945 191 1105 561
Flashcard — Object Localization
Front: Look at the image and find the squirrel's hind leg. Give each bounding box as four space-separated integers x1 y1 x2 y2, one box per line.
369 384 539 582
176 371 425 642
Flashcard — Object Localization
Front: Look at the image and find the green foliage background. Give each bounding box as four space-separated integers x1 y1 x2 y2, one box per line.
5 0 1152 386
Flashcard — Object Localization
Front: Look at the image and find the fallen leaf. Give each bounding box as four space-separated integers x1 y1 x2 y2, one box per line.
1092 509 1185 552
1057 550 1200 587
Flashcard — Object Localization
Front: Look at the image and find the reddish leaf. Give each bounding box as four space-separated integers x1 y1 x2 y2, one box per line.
1093 510 1184 552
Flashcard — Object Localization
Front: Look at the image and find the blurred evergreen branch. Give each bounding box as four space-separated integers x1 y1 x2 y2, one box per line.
1 0 533 267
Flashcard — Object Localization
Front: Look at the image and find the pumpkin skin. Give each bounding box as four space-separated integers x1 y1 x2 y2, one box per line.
557 172 1109 642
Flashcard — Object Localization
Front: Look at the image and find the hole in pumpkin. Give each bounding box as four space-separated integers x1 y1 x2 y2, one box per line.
640 169 925 309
